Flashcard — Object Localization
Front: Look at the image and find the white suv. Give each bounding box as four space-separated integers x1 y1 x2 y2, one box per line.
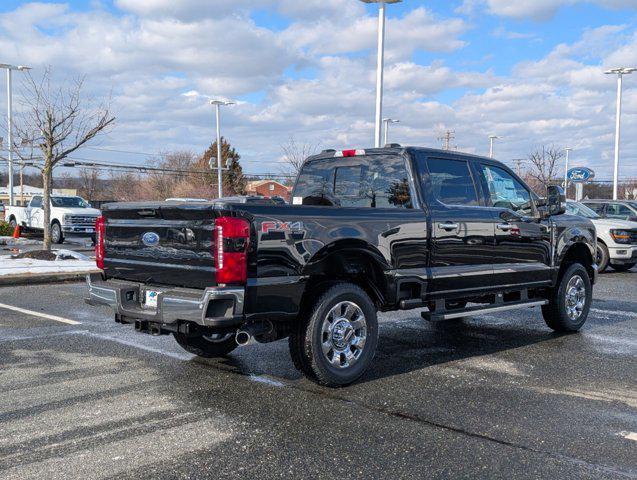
566 201 637 272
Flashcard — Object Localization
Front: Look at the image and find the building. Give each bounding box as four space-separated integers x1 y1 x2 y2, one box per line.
245 180 291 201
0 184 78 206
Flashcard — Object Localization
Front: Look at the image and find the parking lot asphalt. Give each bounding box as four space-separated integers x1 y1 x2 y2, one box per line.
0 268 635 479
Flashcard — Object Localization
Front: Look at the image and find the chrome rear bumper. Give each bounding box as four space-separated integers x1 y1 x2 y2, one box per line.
85 274 244 327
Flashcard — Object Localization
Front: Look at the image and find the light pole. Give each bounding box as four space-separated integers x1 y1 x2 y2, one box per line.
209 99 234 199
360 0 402 148
382 118 399 146
0 63 30 206
605 67 635 200
563 147 572 199
488 135 501 158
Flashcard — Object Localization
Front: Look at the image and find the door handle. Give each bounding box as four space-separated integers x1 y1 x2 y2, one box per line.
497 223 513 231
438 222 459 231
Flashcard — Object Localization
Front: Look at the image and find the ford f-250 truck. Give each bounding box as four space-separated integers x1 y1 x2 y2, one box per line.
6 195 101 244
86 146 597 386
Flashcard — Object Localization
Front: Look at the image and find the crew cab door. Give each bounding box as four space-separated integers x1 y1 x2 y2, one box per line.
415 154 495 295
28 195 43 228
472 162 552 287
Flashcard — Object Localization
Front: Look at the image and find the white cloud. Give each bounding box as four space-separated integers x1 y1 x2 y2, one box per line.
458 0 637 21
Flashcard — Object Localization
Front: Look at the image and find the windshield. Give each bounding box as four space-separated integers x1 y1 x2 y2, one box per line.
566 201 599 219
51 196 90 208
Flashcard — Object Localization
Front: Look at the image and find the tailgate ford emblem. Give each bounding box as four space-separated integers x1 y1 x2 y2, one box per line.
141 232 160 247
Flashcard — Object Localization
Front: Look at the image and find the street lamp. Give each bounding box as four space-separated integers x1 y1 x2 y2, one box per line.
382 118 399 146
563 147 572 199
488 135 501 158
209 99 234 199
0 63 30 206
360 0 402 148
605 67 636 200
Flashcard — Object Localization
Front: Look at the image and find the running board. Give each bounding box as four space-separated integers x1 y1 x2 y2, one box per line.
421 299 548 322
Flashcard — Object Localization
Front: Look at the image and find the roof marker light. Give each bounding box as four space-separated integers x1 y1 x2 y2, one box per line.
334 149 366 157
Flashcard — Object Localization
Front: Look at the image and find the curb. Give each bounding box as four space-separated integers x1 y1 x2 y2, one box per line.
0 270 99 287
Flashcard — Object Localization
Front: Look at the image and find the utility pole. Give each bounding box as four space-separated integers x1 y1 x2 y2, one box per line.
0 63 30 206
360 0 402 148
512 158 525 177
382 118 399 146
488 134 501 159
438 130 455 151
564 147 572 199
209 99 234 199
605 67 635 200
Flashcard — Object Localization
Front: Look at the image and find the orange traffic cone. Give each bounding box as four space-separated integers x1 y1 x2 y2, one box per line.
12 224 20 239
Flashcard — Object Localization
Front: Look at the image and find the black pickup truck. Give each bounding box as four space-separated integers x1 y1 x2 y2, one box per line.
86 146 597 386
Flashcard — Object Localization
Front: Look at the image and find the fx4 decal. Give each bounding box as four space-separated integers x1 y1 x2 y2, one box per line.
261 221 304 234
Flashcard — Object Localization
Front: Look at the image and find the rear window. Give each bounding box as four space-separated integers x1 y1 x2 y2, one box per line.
293 155 412 209
426 158 479 206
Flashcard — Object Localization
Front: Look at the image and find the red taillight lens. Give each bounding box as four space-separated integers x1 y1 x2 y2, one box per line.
95 216 105 270
214 216 250 285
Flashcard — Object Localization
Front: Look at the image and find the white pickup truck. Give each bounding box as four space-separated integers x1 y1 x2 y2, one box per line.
5 195 101 244
566 201 637 272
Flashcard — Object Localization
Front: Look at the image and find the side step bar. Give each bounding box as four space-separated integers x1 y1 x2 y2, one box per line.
421 299 548 322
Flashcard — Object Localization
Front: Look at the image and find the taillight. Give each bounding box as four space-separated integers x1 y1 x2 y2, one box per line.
95 216 105 270
214 216 250 285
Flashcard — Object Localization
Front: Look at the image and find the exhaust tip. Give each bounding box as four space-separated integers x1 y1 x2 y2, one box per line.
236 330 251 346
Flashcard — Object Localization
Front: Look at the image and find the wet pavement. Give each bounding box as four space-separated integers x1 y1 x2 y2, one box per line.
0 268 635 479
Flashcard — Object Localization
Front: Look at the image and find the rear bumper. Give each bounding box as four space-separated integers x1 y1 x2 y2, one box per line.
85 273 244 328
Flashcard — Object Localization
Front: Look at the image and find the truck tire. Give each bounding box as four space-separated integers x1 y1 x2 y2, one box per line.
610 262 635 272
542 263 591 332
51 221 64 244
173 332 237 358
291 283 378 387
596 243 609 272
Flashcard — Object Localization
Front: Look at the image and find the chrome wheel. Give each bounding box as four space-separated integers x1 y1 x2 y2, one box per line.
321 301 367 369
565 275 586 320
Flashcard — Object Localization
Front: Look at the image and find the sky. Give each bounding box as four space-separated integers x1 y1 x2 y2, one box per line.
0 0 636 180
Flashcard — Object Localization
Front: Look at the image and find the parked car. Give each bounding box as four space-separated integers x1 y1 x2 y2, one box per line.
215 195 282 205
566 200 637 272
5 195 101 244
165 198 208 202
582 199 637 222
86 146 597 387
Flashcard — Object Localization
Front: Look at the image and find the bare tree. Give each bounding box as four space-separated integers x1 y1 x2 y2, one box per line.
78 167 102 201
13 67 114 249
526 145 563 193
281 137 319 178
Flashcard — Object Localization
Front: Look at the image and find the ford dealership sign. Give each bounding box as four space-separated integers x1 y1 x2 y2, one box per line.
567 167 595 183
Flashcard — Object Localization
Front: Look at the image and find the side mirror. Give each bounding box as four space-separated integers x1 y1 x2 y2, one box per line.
546 185 566 216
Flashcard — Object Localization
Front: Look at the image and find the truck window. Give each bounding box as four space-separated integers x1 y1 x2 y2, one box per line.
480 164 533 215
294 155 412 209
30 196 42 208
425 158 479 206
606 203 633 220
583 202 605 215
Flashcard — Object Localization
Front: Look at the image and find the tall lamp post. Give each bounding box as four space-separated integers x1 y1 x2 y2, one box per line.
0 63 30 206
360 0 402 148
488 134 501 158
563 147 572 199
209 99 234 199
605 67 635 200
382 118 399 146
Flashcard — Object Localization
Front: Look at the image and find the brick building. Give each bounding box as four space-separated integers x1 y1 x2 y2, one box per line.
245 180 291 201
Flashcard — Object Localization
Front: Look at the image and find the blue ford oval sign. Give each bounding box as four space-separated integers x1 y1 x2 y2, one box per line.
141 232 160 247
567 167 595 183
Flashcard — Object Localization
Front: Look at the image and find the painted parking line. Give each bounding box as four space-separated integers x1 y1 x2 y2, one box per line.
0 302 81 325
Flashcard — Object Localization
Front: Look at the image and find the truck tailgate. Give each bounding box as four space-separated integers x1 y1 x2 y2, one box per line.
102 202 222 289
